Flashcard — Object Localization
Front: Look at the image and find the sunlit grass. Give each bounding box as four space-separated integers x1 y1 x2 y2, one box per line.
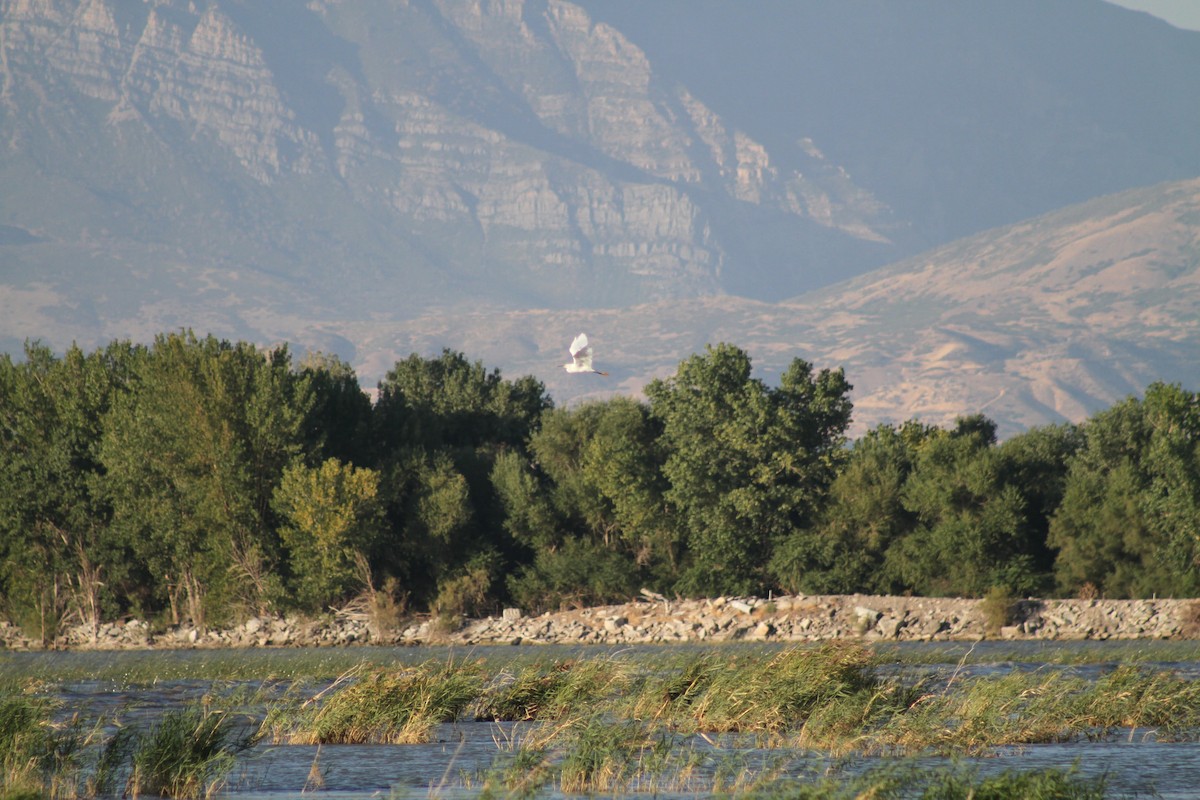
5 641 1200 797
125 705 256 799
629 642 904 739
474 656 631 722
271 659 484 744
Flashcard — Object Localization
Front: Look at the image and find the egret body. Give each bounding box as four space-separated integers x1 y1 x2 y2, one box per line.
563 332 608 375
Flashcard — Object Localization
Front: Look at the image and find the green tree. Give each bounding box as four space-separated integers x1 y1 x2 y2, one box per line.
495 398 672 609
646 344 852 596
273 458 385 611
1140 383 1200 579
98 332 312 627
371 350 551 611
374 349 550 451
771 420 933 595
0 342 134 640
297 351 374 465
880 416 1047 597
1049 384 1200 597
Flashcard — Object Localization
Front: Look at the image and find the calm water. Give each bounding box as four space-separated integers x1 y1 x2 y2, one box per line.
10 641 1200 798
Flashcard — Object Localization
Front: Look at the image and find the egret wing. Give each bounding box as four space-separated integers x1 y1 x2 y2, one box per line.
568 333 591 368
569 333 589 358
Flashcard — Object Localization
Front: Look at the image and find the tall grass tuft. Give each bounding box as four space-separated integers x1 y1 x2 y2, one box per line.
0 697 57 798
125 705 257 800
284 659 483 744
474 657 627 722
878 668 1086 755
1076 664 1200 737
744 761 1108 799
635 643 887 735
558 717 647 793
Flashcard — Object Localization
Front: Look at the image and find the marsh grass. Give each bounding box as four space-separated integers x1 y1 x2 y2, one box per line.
0 696 245 800
557 717 667 793
481 715 755 796
9 644 1200 797
1076 664 1200 737
876 669 1087 755
475 657 629 721
0 696 60 797
280 659 484 744
869 662 1200 756
741 761 1108 800
125 705 257 799
633 643 889 735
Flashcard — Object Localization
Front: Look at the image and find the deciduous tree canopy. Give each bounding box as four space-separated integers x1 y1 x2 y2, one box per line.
1 333 1196 639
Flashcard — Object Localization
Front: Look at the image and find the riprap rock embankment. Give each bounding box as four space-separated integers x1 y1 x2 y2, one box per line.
2 593 1196 651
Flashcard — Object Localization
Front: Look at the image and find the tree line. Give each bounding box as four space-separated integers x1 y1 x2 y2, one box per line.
1 331 1197 640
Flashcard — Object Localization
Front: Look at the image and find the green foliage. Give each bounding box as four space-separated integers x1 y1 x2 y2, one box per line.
980 585 1018 634
881 418 1049 597
126 706 256 799
273 458 385 611
771 421 930 595
96 334 312 625
498 398 675 605
3 330 1200 626
434 553 497 621
647 344 852 595
281 662 484 744
374 348 550 451
0 342 132 641
370 349 552 611
296 351 374 465
1049 383 1200 598
507 536 641 612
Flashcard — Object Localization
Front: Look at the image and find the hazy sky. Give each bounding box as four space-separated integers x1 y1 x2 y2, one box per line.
1106 0 1200 31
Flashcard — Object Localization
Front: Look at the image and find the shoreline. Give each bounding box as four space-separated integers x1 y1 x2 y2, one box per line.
5 593 1197 652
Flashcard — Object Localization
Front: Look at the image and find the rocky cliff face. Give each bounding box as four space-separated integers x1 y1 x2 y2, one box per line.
3 0 1199 432
0 0 892 325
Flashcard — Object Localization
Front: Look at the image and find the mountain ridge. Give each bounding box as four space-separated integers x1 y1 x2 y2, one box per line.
2 0 1199 436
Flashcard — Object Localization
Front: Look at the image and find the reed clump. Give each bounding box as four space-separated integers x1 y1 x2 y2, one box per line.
741 761 1108 799
0 696 60 798
125 706 256 799
281 659 484 744
0 696 250 800
557 716 673 794
474 657 628 721
1075 663 1200 736
870 662 1200 755
482 714 708 796
875 668 1087 755
633 642 893 736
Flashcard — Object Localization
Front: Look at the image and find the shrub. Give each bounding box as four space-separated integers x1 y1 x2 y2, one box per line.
980 585 1018 634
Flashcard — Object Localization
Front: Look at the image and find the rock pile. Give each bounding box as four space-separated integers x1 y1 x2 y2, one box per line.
454 594 1195 646
1 594 1194 651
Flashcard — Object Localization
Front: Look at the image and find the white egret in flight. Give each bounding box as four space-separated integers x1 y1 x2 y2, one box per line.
563 332 608 375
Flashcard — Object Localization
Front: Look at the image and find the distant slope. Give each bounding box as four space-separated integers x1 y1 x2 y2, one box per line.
783 176 1200 435
334 177 1200 438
